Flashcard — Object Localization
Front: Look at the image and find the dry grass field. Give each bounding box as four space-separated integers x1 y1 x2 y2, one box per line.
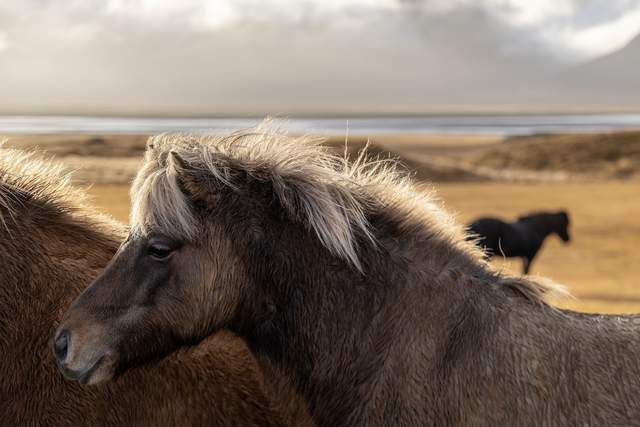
436 182 640 313
87 180 640 314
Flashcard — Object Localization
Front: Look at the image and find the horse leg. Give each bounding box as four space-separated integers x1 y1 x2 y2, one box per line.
523 247 541 275
523 253 537 275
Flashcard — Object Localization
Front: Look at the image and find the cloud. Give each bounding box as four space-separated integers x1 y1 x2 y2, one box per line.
552 3 640 57
396 0 640 60
3 1 639 60
0 0 638 113
0 31 8 52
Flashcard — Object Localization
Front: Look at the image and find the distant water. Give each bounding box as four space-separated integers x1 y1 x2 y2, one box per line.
2 114 640 136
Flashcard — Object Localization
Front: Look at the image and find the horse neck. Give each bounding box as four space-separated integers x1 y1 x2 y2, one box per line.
7 212 119 297
0 205 121 376
522 216 556 239
240 211 498 424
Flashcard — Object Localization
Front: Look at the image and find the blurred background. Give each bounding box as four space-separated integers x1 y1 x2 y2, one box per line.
1 0 639 312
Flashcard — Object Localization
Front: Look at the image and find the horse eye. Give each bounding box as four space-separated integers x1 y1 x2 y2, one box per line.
148 244 173 260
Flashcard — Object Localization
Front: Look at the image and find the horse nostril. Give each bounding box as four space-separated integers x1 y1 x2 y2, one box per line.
54 330 70 362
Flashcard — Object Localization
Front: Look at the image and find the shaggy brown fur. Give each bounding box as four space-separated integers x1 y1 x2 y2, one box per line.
0 149 312 426
61 127 640 426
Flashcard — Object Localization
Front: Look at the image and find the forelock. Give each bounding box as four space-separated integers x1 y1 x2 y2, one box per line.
129 141 199 241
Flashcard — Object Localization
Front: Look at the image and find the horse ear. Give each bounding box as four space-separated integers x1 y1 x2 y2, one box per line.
169 151 186 169
169 151 223 207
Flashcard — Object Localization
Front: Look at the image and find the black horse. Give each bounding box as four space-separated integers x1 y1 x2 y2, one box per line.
468 211 571 274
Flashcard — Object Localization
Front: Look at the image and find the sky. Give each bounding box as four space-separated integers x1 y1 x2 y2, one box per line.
1 0 639 114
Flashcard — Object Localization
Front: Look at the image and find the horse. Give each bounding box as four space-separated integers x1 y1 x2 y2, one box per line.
468 211 571 274
0 148 312 426
56 126 640 425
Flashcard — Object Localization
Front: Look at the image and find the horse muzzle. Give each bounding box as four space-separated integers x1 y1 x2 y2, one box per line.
53 325 116 385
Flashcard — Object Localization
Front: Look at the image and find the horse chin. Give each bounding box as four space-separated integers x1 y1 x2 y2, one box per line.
58 351 117 385
79 355 117 385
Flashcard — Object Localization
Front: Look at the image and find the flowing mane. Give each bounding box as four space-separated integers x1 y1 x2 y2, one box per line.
0 147 119 236
130 124 560 303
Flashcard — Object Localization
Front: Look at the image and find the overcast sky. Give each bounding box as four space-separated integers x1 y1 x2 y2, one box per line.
1 0 639 114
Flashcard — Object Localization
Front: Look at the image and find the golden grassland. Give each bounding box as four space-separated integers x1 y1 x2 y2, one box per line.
436 182 640 313
6 130 639 183
88 181 640 314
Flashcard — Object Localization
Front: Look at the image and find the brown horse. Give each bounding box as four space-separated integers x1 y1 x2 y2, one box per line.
0 149 311 425
57 127 640 425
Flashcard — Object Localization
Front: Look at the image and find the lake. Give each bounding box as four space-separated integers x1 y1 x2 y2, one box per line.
2 114 640 136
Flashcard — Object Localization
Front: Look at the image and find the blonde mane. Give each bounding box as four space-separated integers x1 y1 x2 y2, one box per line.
132 125 384 270
130 124 561 303
0 147 118 234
